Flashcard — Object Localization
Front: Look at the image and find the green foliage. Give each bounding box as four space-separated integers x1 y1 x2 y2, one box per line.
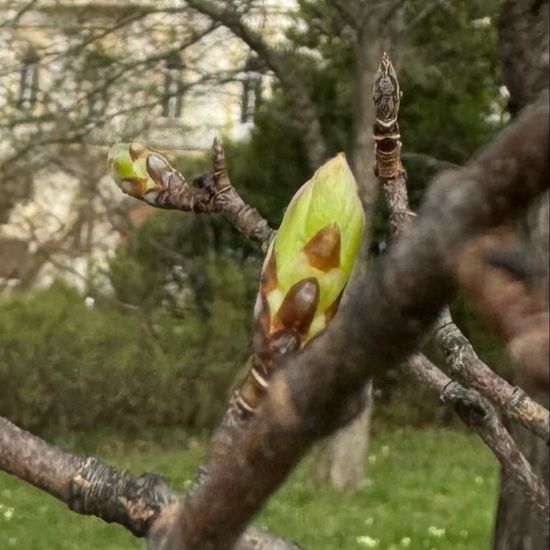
0 428 498 549
227 0 504 225
223 94 311 226
0 1 510 439
0 266 255 434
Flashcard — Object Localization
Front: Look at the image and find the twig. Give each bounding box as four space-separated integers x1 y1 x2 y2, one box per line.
129 138 275 251
374 55 549 442
407 354 549 524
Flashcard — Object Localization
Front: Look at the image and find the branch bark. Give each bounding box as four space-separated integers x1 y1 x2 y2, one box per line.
185 0 329 169
0 416 301 550
407 354 549 525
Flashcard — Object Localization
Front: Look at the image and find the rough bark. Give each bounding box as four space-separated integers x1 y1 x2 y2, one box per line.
493 2 550 548
407 355 548 525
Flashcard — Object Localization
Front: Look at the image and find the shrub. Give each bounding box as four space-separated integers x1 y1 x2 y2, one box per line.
0 269 255 435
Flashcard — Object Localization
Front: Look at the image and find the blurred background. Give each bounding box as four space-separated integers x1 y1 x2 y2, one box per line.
0 1 535 549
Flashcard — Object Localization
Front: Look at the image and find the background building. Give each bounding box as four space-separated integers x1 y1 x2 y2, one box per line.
0 0 294 291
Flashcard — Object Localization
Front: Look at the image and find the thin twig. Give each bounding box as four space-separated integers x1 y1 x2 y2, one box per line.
374 56 549 442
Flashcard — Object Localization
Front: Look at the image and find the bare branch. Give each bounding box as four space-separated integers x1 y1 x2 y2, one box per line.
0 416 301 550
185 0 329 168
373 55 549 521
374 56 549 442
115 139 274 249
407 354 549 524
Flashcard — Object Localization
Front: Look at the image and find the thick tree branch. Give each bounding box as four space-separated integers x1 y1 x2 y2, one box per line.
150 90 549 549
0 416 301 550
454 231 549 395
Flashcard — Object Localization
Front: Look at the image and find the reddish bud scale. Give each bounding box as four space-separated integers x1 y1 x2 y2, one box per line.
236 223 346 411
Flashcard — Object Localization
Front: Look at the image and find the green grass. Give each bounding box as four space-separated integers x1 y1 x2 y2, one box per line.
0 428 498 549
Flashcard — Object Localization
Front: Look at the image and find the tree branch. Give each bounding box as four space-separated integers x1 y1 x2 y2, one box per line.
373 54 549 521
407 354 548 524
150 90 549 549
0 415 301 550
373 56 549 442
185 0 329 168
122 139 275 250
454 230 549 395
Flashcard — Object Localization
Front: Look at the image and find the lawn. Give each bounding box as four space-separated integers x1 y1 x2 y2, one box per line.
0 427 498 549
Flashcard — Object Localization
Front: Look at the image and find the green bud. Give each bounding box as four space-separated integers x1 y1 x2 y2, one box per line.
255 153 364 350
107 142 170 199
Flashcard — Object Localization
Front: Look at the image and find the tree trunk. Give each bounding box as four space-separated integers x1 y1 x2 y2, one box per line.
493 4 549 545
315 381 373 491
314 14 384 491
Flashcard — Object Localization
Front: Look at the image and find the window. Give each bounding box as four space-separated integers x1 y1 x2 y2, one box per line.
88 89 107 126
18 50 40 110
240 55 263 123
162 53 184 119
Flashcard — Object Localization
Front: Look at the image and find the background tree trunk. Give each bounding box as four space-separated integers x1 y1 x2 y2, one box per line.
315 381 373 491
493 2 549 548
314 10 386 491
315 3 404 491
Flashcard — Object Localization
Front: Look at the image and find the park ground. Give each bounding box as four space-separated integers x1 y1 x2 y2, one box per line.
0 427 498 550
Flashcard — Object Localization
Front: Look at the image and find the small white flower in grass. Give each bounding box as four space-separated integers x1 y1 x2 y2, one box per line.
428 526 445 538
3 507 14 520
400 536 411 547
84 296 95 309
356 535 379 547
365 517 374 526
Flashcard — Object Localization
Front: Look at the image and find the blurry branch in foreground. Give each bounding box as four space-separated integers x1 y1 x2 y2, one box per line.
0 55 549 548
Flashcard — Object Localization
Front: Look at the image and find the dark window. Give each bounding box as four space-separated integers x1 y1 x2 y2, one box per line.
18 50 40 110
162 53 185 118
240 55 263 123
